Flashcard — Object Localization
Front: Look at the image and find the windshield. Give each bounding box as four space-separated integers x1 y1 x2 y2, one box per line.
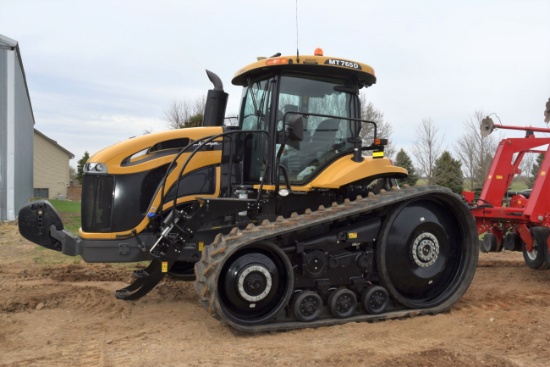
278 75 359 183
239 77 274 131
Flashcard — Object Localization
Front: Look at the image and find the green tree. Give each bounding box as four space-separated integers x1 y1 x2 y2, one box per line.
527 153 545 188
394 148 418 186
69 165 76 181
433 150 464 194
76 151 90 185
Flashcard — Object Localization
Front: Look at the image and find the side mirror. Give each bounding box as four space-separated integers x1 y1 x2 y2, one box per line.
287 114 304 141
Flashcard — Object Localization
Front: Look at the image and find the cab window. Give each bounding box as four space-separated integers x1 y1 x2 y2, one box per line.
238 77 275 182
277 75 359 182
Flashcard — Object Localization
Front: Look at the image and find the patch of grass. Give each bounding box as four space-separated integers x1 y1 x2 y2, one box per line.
32 245 82 265
508 177 528 191
49 199 81 234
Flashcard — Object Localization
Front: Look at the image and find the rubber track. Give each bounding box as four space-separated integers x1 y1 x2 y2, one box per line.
194 185 470 333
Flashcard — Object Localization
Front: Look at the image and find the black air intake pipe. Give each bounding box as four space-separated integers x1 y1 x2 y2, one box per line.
203 70 228 127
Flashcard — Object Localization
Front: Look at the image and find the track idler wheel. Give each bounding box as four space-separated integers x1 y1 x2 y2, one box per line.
328 288 357 318
377 195 478 310
292 291 323 322
361 285 389 314
214 242 294 327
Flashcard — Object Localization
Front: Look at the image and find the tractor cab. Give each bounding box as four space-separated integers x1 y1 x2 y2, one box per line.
230 49 379 188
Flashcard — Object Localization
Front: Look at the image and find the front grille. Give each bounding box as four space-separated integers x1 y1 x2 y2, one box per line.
82 175 114 232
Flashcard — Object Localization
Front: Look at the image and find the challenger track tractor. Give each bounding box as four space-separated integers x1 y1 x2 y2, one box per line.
18 49 478 332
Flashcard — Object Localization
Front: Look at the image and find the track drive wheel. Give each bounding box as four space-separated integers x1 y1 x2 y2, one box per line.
292 291 323 322
361 285 389 314
196 239 294 328
377 194 478 310
523 226 550 270
328 288 357 318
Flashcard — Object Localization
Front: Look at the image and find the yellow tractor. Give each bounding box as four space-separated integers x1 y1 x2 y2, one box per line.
18 48 478 332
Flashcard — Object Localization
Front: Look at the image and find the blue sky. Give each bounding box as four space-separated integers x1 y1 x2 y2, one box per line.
2 0 549 167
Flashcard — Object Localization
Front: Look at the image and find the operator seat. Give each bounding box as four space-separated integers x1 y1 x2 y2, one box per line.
280 105 310 176
311 119 340 146
311 119 341 153
282 104 298 115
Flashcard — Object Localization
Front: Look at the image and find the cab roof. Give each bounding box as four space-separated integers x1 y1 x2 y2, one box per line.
232 49 376 88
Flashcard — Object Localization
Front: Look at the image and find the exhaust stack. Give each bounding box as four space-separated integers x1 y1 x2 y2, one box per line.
203 70 228 127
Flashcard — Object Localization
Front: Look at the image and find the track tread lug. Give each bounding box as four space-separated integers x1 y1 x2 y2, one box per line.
210 245 228 257
201 261 219 277
212 233 223 247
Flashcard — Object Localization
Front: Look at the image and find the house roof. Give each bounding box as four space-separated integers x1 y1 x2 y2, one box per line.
34 129 75 159
0 33 35 124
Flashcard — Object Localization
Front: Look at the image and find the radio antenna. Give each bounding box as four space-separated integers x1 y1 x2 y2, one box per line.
295 0 300 63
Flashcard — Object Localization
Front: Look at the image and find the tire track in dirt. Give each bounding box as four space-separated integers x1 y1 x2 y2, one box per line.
456 288 550 313
0 282 133 316
455 253 550 314
371 348 518 367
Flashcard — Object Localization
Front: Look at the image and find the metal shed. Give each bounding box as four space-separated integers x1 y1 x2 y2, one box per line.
0 34 34 221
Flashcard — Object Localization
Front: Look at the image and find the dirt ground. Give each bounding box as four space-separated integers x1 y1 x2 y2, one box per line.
2 222 550 367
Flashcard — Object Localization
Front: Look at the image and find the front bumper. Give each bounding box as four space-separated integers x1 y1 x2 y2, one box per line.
18 200 202 263
49 226 153 262
18 200 153 262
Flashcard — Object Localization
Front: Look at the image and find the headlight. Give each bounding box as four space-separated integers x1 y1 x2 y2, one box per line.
85 162 108 174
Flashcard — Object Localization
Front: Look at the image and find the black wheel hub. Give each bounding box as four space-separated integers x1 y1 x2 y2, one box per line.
237 265 272 302
293 291 323 322
217 244 293 326
328 288 357 318
412 232 439 268
362 285 389 314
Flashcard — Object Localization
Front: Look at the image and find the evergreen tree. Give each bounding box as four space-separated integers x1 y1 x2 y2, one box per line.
433 150 464 194
394 148 418 186
527 153 545 188
185 113 204 128
76 151 90 185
